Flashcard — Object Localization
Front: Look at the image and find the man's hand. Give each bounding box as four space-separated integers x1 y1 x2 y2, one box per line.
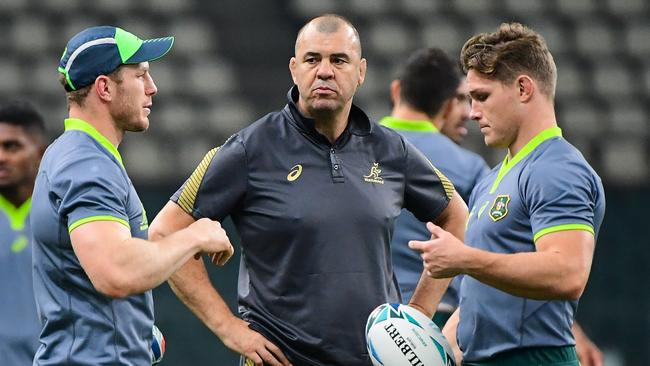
574 323 604 366
218 316 292 366
408 222 468 278
186 218 234 265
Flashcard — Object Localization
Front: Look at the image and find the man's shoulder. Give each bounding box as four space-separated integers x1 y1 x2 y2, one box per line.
235 108 287 141
372 121 410 148
527 137 597 176
42 132 124 180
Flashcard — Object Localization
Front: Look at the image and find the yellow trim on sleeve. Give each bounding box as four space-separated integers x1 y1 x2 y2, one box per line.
533 223 595 242
177 147 219 214
426 161 455 200
68 215 130 233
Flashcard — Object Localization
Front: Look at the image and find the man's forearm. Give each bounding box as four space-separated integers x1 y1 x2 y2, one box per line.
409 274 451 318
169 258 237 338
463 248 584 300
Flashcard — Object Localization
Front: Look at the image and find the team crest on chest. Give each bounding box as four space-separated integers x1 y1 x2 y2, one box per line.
489 194 510 222
363 162 384 184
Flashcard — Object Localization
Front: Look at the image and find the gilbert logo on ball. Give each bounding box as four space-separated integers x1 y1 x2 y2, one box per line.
365 303 456 366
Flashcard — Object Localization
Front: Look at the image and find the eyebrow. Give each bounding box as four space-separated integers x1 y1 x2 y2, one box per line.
469 90 488 98
303 52 351 60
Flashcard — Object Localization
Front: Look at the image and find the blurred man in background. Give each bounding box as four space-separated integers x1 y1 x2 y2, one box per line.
381 48 489 328
439 78 472 146
410 22 606 366
30 26 233 365
150 14 468 366
0 100 46 365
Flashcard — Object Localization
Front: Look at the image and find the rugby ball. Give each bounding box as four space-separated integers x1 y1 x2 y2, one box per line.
365 303 456 366
151 324 166 365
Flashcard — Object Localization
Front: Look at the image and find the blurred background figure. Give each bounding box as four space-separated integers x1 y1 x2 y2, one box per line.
380 47 488 328
1 1 646 364
0 100 46 366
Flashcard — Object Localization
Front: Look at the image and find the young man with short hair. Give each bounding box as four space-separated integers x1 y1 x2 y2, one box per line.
410 23 606 366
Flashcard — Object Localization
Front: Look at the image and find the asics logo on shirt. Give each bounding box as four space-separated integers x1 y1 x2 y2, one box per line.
287 164 303 182
364 162 384 184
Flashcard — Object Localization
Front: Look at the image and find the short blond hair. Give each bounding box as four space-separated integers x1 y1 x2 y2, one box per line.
460 22 557 99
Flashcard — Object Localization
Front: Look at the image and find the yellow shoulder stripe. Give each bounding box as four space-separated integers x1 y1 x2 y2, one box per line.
427 161 455 200
177 147 219 214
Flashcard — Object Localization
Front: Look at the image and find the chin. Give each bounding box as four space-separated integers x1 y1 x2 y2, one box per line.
127 120 149 132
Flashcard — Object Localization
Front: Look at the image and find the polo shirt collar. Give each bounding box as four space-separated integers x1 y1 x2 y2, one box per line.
64 118 124 168
379 116 439 133
285 86 372 140
0 194 31 231
489 126 563 194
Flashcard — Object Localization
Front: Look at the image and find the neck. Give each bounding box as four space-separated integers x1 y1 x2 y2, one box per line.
69 105 123 148
0 184 33 207
508 102 557 157
300 101 353 144
390 104 443 130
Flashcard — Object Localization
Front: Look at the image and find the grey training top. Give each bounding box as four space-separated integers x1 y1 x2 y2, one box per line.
459 127 606 362
31 118 152 366
0 196 40 365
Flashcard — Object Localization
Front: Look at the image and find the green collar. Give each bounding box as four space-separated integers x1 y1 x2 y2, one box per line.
0 195 31 231
489 126 563 194
64 118 124 168
379 116 439 133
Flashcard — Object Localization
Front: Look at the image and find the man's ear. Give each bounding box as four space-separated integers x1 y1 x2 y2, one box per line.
517 75 535 103
358 58 367 86
390 79 401 105
289 57 298 85
440 98 454 120
94 75 113 103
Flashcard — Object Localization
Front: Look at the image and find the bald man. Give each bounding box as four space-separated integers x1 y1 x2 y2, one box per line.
150 14 467 366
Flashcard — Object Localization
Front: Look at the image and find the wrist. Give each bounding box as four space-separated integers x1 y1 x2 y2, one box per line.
213 312 239 338
407 302 434 319
460 245 482 277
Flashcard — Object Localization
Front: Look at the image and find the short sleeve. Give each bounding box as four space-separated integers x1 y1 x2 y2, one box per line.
171 134 248 221
53 153 130 233
403 140 454 222
521 156 601 242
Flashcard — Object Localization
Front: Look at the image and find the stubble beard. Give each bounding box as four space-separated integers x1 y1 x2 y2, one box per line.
112 94 148 133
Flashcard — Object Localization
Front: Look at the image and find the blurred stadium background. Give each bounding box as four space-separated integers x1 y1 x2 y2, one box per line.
2 0 648 364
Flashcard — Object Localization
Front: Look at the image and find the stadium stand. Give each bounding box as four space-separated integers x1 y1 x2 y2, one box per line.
3 1 648 364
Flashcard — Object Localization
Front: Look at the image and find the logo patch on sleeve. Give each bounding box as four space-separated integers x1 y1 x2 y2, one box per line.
489 194 510 222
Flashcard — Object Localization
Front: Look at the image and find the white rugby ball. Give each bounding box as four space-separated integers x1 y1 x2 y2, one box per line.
365 303 456 366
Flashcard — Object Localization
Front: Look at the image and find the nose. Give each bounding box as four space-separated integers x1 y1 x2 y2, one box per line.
469 101 482 121
145 73 158 96
316 60 334 79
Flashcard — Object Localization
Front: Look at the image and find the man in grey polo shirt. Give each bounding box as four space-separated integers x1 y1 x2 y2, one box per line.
30 26 234 365
0 101 46 366
409 23 606 365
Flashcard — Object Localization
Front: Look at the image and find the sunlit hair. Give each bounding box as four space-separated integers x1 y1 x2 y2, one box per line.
460 22 557 99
